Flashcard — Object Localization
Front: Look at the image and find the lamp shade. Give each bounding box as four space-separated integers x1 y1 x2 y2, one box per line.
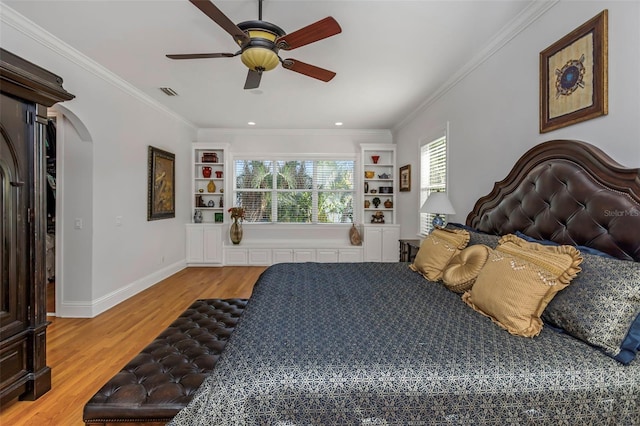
420 192 456 215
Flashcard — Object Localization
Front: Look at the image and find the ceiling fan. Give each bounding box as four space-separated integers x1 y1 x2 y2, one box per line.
167 0 342 89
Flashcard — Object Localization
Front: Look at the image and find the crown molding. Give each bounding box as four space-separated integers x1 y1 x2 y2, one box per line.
0 4 196 129
393 0 559 132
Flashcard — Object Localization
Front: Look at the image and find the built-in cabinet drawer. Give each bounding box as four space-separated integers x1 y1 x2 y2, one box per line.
316 249 338 262
225 248 248 265
0 337 28 401
248 249 271 265
293 249 315 263
225 247 363 265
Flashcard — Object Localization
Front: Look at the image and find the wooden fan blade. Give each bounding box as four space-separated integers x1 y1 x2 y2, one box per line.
166 53 236 59
189 0 250 46
244 69 262 89
282 59 336 82
276 17 341 50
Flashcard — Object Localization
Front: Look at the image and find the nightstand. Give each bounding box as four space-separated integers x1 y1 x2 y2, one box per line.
399 239 421 262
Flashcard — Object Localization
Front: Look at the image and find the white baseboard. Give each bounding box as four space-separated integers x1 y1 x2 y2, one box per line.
56 260 186 318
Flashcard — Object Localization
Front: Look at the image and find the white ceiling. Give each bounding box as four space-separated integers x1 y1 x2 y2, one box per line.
3 0 536 130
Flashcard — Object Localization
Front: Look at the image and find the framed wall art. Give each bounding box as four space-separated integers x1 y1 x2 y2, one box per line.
399 164 411 192
539 10 608 133
147 146 175 220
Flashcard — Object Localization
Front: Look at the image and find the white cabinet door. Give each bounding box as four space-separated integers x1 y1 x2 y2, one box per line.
364 225 400 262
186 225 204 263
186 224 223 265
381 226 400 262
203 226 222 263
364 227 383 261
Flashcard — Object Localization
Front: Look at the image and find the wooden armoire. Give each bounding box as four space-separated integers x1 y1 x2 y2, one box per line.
0 48 74 404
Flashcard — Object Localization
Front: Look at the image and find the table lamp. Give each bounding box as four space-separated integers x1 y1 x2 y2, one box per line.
420 192 455 228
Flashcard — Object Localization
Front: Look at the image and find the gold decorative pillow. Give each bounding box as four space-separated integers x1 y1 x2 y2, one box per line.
462 234 583 337
409 228 470 281
442 244 491 293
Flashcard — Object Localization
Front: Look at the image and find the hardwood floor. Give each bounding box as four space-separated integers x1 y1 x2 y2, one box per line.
0 266 266 426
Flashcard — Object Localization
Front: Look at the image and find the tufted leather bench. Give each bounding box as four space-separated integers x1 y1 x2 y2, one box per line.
83 298 247 425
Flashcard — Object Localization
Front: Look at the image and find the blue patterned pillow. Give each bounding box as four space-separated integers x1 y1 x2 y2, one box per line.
542 253 640 364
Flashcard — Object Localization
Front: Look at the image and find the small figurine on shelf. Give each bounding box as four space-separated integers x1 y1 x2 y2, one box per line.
372 197 381 208
219 196 224 208
196 195 206 207
371 211 385 224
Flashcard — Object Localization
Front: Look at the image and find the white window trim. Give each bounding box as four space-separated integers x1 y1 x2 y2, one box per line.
231 153 357 225
419 122 450 236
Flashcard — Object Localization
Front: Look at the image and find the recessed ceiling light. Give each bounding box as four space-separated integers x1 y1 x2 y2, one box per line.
248 121 256 126
335 122 343 126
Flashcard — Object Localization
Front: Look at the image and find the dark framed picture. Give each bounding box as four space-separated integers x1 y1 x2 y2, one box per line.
214 212 224 223
539 10 608 133
147 146 175 220
399 164 411 192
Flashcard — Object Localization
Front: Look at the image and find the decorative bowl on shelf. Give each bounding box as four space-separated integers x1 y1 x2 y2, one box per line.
364 171 375 178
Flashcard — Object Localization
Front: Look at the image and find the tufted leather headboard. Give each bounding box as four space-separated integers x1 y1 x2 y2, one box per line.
466 140 640 261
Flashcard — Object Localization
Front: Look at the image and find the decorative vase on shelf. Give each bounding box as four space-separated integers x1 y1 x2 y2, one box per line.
230 218 243 245
193 210 203 223
207 180 216 193
202 166 212 178
371 155 380 164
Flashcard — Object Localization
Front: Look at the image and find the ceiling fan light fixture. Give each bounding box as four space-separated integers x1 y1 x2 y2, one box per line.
168 2 341 89
241 47 280 71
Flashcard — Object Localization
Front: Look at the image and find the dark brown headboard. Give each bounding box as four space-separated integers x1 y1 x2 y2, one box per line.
466 140 640 261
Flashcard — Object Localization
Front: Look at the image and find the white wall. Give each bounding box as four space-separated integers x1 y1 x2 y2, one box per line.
2 9 197 317
394 1 640 239
197 128 392 154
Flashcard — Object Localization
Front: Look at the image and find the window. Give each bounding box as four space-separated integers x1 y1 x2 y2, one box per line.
233 158 355 224
420 134 447 235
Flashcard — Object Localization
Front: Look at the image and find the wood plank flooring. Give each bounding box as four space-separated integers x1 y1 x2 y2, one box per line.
0 266 266 426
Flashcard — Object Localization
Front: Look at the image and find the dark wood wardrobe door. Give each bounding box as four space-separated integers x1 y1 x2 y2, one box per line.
0 93 33 402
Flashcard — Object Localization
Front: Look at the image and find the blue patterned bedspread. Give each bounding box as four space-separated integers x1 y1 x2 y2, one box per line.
169 262 639 425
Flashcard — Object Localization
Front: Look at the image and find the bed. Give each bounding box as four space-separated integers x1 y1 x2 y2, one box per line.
169 140 639 425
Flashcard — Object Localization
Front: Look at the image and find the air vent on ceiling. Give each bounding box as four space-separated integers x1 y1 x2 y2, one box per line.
159 87 179 96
